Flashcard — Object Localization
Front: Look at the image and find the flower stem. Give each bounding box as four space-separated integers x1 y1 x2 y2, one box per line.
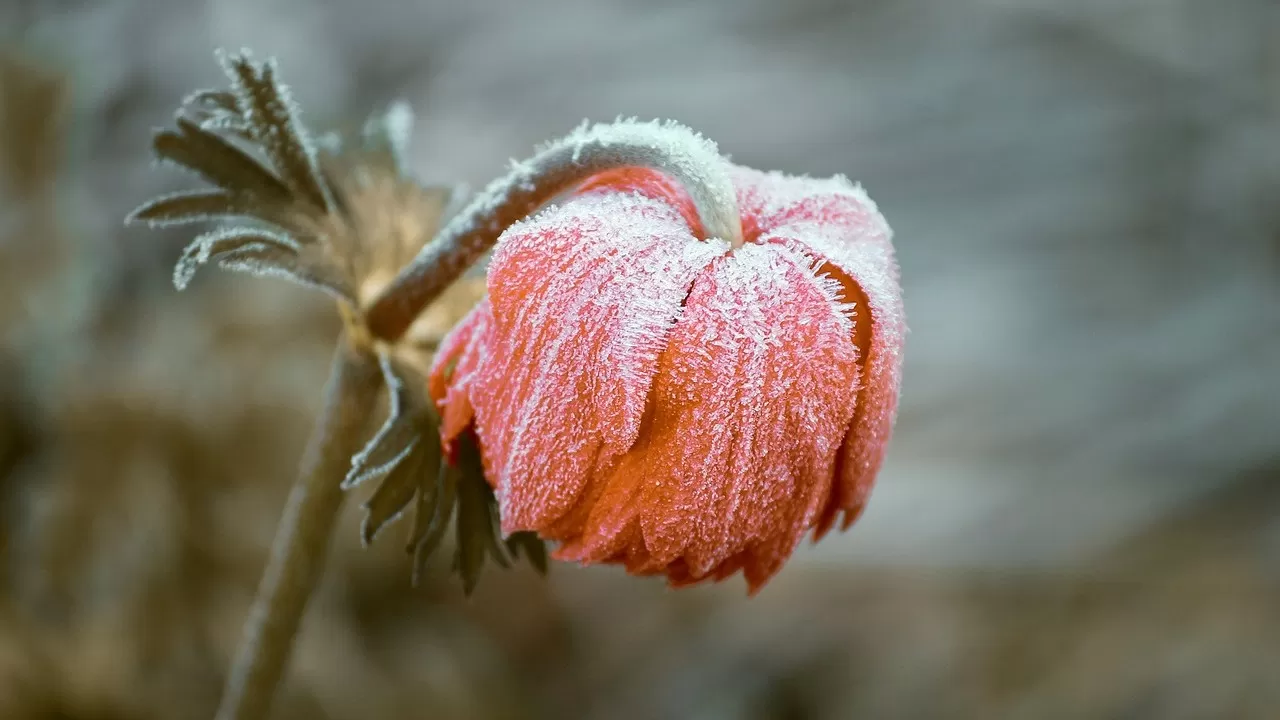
216 337 381 720
363 119 742 342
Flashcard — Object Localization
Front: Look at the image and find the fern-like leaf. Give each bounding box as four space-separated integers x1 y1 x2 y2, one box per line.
219 50 331 212
173 227 299 289
215 244 354 301
345 354 425 489
152 117 291 202
408 461 457 587
127 188 309 234
452 433 511 595
126 189 258 227
360 446 427 546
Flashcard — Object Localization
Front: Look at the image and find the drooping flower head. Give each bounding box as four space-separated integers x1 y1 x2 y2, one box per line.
431 150 906 593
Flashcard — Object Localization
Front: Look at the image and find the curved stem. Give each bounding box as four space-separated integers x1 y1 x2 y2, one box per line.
364 119 742 341
216 338 381 720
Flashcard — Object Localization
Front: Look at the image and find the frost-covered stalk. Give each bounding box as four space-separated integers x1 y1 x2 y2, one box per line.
364 119 744 341
217 339 381 720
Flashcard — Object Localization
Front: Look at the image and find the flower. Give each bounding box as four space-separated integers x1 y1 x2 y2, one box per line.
429 166 905 593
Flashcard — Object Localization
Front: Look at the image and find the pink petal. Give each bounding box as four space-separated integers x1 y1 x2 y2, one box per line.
734 167 906 537
562 242 861 592
428 297 494 456
475 191 726 534
788 228 905 535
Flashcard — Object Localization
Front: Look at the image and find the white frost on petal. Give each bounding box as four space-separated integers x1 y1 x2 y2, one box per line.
732 166 891 245
570 241 861 586
475 190 727 531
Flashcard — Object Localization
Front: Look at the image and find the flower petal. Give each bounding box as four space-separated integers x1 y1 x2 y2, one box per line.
787 227 905 536
735 167 906 538
475 191 726 533
564 242 860 592
427 297 494 454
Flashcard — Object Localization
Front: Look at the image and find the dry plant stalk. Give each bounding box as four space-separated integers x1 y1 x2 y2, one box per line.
128 49 750 720
221 339 381 720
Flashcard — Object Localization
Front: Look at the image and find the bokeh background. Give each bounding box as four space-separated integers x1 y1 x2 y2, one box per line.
3 0 1279 718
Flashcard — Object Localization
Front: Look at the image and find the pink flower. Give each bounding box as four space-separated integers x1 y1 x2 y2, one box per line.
430 166 905 593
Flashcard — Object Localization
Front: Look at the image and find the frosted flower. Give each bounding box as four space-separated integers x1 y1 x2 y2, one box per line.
430 167 906 593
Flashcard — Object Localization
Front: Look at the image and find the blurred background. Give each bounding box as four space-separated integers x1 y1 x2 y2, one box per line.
2 0 1279 717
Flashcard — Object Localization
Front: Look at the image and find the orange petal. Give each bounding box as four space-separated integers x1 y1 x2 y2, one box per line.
576 168 703 236
733 167 906 538
474 191 727 534
571 242 861 592
427 297 494 456
790 229 905 536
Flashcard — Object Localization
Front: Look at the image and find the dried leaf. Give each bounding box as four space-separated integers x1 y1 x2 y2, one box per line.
152 117 291 202
219 50 330 212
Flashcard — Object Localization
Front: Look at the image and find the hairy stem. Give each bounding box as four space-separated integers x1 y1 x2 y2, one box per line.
364 119 742 341
216 338 381 720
